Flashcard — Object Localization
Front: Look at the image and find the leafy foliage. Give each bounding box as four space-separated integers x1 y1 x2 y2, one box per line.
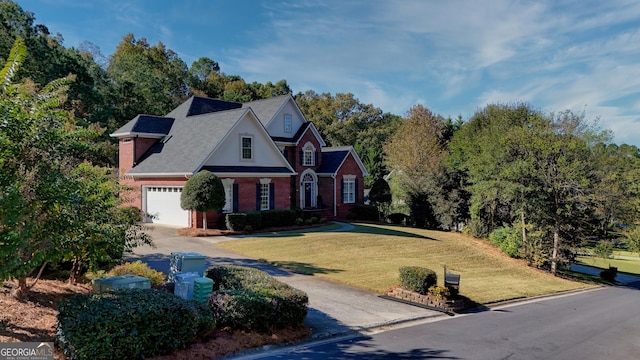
489 226 523 258
56 289 215 360
180 170 225 228
205 265 308 332
102 261 166 287
398 266 437 295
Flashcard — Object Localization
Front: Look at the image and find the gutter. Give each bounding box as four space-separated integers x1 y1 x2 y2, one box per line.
332 174 337 217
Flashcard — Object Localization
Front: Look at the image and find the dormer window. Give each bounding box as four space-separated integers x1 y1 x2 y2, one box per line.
284 114 292 133
302 142 316 166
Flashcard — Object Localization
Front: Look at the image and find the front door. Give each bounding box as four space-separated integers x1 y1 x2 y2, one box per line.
300 171 317 208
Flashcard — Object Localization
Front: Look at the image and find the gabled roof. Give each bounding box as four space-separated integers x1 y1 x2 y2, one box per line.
110 115 174 138
316 146 369 177
242 94 296 127
127 107 248 175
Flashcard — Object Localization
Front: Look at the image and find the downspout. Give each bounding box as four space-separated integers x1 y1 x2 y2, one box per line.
332 174 337 217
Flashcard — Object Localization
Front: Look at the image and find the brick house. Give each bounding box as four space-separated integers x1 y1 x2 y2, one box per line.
111 94 368 228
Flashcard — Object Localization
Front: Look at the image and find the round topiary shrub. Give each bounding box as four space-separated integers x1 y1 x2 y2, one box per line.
399 266 437 295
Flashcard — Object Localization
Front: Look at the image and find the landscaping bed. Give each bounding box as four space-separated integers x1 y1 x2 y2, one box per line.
1 277 310 360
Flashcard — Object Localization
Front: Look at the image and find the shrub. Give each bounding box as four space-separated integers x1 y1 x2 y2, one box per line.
56 289 215 360
463 219 489 238
296 217 304 226
304 218 313 225
388 213 408 225
593 241 613 259
243 225 253 233
104 260 166 287
245 211 262 230
347 204 380 221
428 285 451 299
261 210 296 227
225 213 247 232
399 266 437 295
489 226 522 258
205 265 308 332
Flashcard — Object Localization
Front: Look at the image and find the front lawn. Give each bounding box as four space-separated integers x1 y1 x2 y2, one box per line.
216 223 589 304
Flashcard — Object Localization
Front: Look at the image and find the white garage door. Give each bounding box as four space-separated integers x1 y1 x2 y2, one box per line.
145 187 189 227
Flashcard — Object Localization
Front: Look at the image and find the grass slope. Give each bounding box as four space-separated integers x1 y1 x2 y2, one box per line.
217 223 588 304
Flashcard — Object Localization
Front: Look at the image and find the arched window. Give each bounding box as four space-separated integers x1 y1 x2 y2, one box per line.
302 142 316 166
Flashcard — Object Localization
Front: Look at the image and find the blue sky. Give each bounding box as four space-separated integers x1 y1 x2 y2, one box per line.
16 0 640 147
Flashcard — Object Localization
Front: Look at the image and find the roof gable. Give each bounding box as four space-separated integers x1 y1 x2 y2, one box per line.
317 146 369 176
200 109 295 175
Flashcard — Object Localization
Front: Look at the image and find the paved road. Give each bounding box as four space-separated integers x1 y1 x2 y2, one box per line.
128 225 442 340
239 285 640 359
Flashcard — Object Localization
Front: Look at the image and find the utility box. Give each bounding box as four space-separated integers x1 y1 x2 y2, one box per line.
169 252 207 282
192 277 214 303
174 272 200 300
92 274 151 293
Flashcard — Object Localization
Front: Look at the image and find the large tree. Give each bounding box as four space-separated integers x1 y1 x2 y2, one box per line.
107 33 189 122
450 104 612 274
385 105 463 229
0 38 151 296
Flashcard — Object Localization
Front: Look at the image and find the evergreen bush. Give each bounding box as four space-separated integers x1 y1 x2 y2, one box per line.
56 289 214 360
399 266 437 295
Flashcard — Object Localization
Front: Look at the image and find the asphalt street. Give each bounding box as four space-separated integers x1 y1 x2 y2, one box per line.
239 284 640 359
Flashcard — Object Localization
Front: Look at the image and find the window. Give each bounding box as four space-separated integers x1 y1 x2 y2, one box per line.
222 179 234 213
284 114 292 133
260 183 270 210
241 136 252 160
343 178 355 203
302 142 315 166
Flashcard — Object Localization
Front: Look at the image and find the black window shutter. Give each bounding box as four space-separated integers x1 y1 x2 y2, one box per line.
233 184 239 212
269 183 275 209
340 178 344 203
283 148 288 161
256 184 260 210
315 151 319 166
299 150 303 165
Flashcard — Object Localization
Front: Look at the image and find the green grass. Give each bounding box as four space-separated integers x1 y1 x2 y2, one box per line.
217 223 589 304
576 256 640 275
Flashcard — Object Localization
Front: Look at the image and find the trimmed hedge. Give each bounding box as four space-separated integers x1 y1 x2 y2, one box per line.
399 266 437 295
56 289 215 360
225 210 297 231
347 204 379 221
225 213 247 232
205 265 308 332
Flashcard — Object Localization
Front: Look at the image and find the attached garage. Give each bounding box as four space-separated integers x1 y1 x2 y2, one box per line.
143 186 189 227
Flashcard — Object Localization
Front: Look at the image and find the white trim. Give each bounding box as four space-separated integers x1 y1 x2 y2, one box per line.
194 108 296 175
299 169 318 208
110 132 166 139
294 122 327 147
240 135 254 160
319 146 369 177
284 114 292 133
303 141 316 166
221 178 235 213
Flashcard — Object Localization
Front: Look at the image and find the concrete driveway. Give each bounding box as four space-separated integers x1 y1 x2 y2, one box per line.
127 224 442 340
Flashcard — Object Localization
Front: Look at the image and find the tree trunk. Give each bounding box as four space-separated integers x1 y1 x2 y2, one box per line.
68 257 82 285
551 219 560 275
521 211 527 258
202 211 207 230
11 278 28 299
